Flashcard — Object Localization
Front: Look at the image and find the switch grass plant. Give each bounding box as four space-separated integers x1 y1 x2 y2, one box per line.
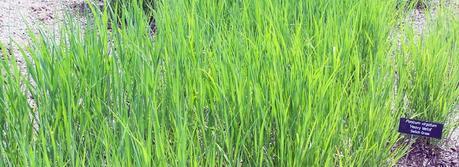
396 7 459 138
0 0 458 166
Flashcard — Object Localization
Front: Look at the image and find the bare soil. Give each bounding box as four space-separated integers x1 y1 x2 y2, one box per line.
0 0 84 45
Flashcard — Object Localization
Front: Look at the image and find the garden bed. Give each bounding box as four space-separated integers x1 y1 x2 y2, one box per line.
1 0 458 166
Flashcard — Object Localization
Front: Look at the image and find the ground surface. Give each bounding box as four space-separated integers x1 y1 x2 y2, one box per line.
0 0 84 66
0 0 458 166
0 0 78 45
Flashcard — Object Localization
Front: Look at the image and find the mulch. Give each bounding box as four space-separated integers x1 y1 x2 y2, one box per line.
397 138 459 167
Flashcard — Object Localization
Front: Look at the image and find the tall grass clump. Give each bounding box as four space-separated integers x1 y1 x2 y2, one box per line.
154 1 405 165
3 0 457 166
396 7 459 137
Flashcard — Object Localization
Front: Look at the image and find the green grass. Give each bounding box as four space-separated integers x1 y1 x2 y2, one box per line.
0 0 458 166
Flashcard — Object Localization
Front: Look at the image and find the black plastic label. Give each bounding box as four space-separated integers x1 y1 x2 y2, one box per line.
398 118 444 139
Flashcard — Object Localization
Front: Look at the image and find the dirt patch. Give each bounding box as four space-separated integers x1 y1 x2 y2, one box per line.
0 0 79 45
398 138 459 166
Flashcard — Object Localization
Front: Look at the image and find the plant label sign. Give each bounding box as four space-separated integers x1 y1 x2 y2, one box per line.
398 118 444 139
